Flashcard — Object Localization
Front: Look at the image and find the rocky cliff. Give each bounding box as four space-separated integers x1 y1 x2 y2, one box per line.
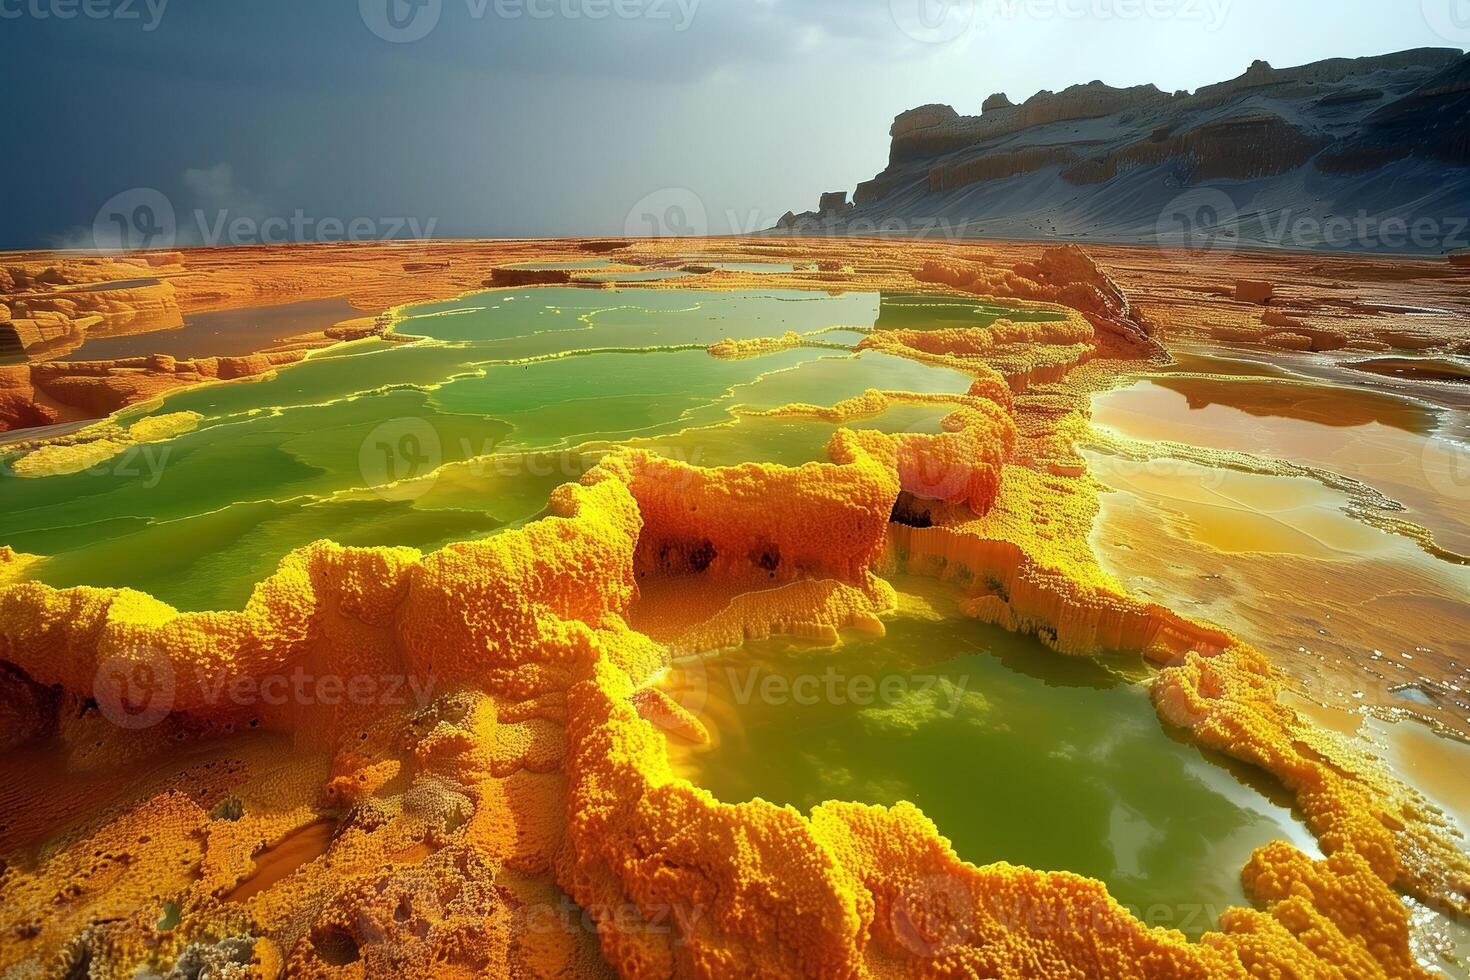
775 49 1470 254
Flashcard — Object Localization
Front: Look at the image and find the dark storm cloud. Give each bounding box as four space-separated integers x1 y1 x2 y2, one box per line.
1 0 1454 248
4 0 937 87
0 0 947 246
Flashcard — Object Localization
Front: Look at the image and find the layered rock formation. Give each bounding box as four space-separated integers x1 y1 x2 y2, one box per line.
775 49 1470 253
0 258 184 363
0 351 306 432
0 244 537 433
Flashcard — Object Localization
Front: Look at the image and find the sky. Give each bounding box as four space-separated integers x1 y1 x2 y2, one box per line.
0 0 1464 249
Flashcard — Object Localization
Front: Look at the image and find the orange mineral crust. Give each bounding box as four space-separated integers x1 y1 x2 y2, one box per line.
0 237 1466 979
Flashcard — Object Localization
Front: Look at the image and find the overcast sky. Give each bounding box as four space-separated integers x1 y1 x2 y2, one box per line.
1 0 1463 248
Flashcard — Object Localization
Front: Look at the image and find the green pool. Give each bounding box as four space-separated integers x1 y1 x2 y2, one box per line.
1 287 1043 610
661 580 1317 937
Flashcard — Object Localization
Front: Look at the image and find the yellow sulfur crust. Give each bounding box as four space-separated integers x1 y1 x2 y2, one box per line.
0 243 1464 979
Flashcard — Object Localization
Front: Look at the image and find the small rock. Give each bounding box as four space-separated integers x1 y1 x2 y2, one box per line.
1235 279 1274 304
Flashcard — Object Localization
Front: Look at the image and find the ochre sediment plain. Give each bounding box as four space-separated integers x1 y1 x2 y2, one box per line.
1 238 1468 977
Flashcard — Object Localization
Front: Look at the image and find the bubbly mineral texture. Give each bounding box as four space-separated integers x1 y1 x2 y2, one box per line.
0 238 1466 979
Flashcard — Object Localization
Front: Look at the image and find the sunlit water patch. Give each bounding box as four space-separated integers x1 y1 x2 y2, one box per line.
1349 356 1470 385
1088 454 1399 560
1093 368 1470 556
61 297 363 362
1086 369 1470 739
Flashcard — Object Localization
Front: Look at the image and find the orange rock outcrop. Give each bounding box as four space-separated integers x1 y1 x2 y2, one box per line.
1235 279 1275 304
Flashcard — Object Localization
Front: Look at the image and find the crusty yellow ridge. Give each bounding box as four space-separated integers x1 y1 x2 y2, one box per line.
0 240 1462 979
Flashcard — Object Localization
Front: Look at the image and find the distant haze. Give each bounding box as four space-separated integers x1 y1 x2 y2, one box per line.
0 0 1462 249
